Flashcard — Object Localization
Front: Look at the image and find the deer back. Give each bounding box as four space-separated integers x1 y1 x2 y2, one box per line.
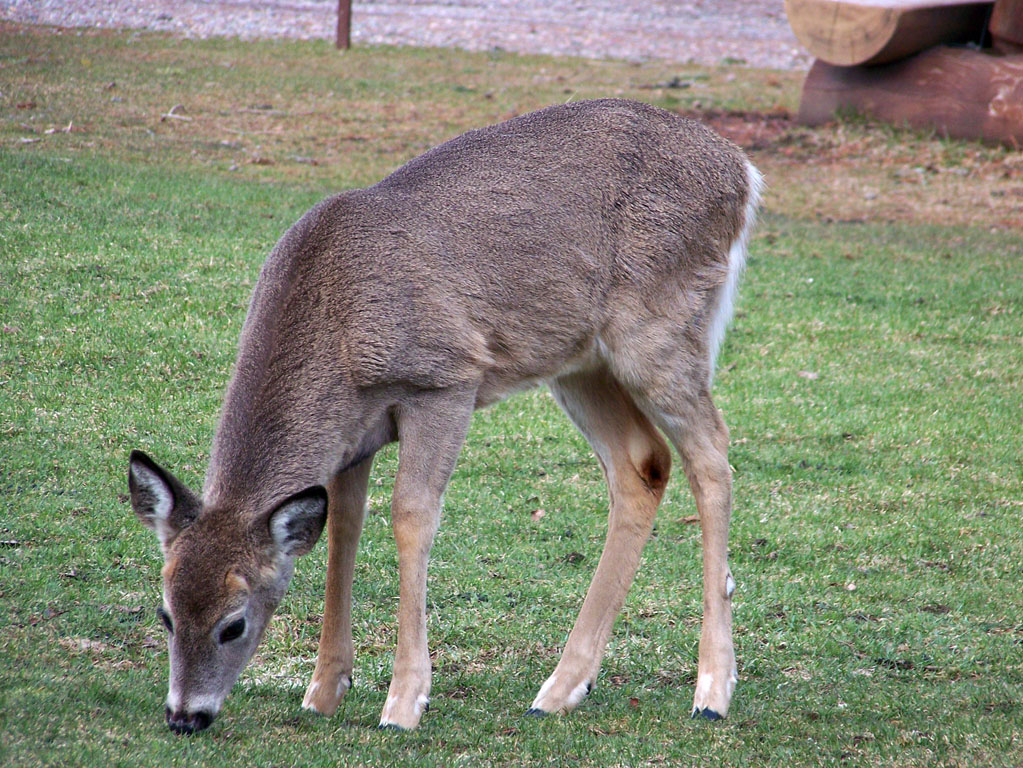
205 99 753 511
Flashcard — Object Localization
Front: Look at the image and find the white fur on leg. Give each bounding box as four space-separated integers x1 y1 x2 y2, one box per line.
529 673 558 711
379 690 430 729
694 673 715 704
302 674 351 715
380 694 399 725
338 675 352 699
692 668 738 718
530 672 592 713
415 693 430 718
301 681 321 712
565 679 591 710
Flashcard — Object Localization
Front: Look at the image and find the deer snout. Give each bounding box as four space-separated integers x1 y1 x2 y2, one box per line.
165 706 214 735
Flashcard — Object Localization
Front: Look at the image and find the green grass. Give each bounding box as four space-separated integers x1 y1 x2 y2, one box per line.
2 25 1022 768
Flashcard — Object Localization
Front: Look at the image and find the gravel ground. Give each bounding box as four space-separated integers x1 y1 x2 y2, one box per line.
1 0 810 70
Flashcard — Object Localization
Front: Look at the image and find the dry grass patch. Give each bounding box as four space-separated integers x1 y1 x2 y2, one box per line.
693 109 1023 229
7 22 1020 231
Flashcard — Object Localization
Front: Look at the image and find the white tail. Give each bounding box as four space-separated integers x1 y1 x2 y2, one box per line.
708 161 764 376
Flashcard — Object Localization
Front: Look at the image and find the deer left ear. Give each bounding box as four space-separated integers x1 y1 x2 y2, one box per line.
129 450 201 551
267 487 328 557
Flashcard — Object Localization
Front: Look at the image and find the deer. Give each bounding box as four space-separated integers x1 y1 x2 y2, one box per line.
128 98 763 734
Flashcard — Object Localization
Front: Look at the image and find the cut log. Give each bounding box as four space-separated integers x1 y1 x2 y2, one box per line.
798 46 1023 146
990 0 1023 53
785 0 992 66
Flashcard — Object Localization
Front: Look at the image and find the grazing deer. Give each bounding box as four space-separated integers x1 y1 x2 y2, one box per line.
129 98 762 734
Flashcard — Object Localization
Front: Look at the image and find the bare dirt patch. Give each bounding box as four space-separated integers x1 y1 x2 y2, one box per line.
686 108 803 153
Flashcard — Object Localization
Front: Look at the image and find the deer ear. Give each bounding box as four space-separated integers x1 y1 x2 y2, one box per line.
128 450 201 550
267 487 328 557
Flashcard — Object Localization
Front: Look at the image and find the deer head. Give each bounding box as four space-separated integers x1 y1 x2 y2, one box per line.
128 450 327 733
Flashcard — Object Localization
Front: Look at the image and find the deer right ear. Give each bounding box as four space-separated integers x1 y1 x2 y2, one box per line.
267 486 329 558
129 450 201 550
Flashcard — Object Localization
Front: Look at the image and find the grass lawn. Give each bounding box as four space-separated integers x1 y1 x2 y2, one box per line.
1 22 1021 768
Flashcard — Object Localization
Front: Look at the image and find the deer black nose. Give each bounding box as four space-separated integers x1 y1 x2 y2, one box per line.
166 706 214 734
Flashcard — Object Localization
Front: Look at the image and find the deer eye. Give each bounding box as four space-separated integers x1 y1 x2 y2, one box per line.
156 606 173 634
219 618 246 644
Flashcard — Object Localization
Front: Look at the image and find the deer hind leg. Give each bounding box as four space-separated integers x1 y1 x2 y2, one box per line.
637 385 737 721
302 457 374 716
528 367 671 715
379 386 476 730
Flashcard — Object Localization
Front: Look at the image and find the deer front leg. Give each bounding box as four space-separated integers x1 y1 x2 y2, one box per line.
302 458 373 716
378 387 475 730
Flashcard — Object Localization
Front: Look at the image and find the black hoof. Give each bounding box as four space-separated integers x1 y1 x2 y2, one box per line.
524 708 549 718
166 706 213 735
692 707 723 721
377 723 408 732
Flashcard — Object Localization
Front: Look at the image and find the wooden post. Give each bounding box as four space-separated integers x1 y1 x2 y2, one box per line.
337 0 352 50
